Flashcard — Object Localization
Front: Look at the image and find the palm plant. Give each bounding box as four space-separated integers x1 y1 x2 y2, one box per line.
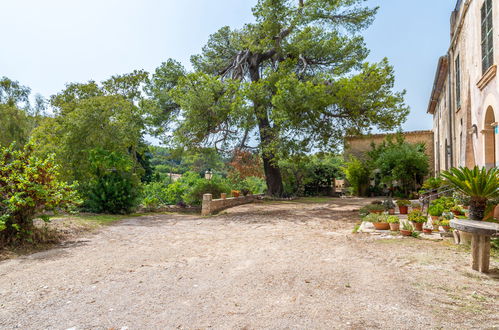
441 167 499 221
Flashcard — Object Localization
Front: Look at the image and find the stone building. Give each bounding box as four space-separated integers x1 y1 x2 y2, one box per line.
429 0 498 174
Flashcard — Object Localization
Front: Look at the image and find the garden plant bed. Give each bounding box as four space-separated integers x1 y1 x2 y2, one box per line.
0 198 497 329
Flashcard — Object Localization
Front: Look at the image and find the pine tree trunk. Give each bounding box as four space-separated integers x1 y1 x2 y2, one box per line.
249 60 284 197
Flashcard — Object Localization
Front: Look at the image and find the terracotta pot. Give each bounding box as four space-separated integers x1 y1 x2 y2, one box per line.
412 222 424 231
441 225 450 232
400 230 412 237
451 210 462 216
373 222 390 230
431 215 439 221
398 206 409 215
389 223 400 231
388 209 395 215
423 228 433 234
232 192 240 198
221 193 227 200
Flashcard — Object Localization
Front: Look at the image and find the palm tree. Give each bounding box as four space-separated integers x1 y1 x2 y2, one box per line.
441 166 499 221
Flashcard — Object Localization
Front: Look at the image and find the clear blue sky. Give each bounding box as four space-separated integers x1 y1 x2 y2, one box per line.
0 0 455 132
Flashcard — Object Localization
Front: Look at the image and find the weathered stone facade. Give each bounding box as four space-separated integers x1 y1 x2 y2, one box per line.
429 0 499 174
344 130 435 174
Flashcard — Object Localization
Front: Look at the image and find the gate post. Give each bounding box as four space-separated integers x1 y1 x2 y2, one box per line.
202 194 213 216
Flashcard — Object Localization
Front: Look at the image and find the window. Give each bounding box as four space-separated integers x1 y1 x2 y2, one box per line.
455 55 461 109
481 0 494 74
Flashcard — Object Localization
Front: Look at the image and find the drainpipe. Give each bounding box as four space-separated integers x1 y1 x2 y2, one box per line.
447 52 454 169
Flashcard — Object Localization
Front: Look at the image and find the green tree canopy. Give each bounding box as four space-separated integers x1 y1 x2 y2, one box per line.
149 0 409 196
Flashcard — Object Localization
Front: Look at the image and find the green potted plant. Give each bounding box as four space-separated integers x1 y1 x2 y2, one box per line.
450 205 464 216
387 215 400 231
428 204 444 221
408 210 427 231
400 221 413 236
363 213 390 230
366 204 385 214
396 200 411 214
437 219 451 232
441 166 499 221
411 201 422 212
383 198 396 215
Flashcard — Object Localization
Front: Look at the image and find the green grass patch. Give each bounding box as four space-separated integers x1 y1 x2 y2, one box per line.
46 213 144 226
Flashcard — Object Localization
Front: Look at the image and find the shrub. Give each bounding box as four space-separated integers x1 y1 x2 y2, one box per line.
83 149 140 214
234 176 267 195
183 177 230 206
0 144 80 243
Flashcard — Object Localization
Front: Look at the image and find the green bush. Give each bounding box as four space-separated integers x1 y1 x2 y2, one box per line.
183 177 230 206
162 171 202 205
82 149 140 214
238 176 267 195
0 144 81 243
343 156 370 197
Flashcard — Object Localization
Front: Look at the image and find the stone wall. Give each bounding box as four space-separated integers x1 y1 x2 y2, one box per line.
201 194 261 216
344 130 435 174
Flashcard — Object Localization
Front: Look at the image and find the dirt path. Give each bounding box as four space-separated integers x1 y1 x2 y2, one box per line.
0 198 497 329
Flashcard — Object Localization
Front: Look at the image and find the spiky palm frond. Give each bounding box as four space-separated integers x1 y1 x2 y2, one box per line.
441 166 499 199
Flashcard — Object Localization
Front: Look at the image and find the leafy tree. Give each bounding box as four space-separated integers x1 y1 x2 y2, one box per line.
343 156 370 196
280 153 343 196
82 149 141 214
228 149 264 182
0 144 80 244
151 0 408 196
31 73 150 184
0 77 44 147
373 140 429 195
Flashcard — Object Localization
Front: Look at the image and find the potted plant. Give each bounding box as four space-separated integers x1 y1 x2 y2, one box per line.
411 201 422 212
400 222 413 236
408 210 427 231
396 200 411 215
441 166 499 221
428 204 444 221
387 215 400 231
423 227 433 235
450 205 464 216
366 204 385 214
363 213 390 230
383 198 396 215
231 190 240 198
438 219 451 232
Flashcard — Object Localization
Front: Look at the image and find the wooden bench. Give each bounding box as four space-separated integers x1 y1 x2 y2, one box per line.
450 219 499 273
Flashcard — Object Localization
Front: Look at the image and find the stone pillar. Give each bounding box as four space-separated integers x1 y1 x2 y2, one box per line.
201 194 213 216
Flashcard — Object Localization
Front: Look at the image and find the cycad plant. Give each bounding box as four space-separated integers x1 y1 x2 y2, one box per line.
441 167 499 220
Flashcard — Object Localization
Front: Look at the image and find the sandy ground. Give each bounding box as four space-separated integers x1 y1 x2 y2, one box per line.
0 198 498 329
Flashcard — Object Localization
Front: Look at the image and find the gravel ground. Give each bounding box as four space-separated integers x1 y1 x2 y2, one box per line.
0 198 498 329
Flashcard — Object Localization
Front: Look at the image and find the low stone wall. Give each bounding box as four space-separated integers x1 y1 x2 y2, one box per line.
202 194 261 216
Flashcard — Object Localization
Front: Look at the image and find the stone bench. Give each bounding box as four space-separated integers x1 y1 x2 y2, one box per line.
450 219 499 273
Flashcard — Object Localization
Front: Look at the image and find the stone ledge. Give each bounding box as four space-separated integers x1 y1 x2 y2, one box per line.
477 64 497 90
